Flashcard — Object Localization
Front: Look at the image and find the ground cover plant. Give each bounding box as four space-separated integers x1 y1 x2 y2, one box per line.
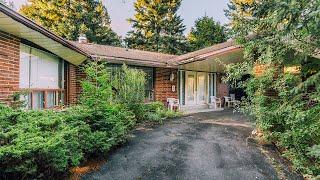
226 0 320 177
0 62 179 178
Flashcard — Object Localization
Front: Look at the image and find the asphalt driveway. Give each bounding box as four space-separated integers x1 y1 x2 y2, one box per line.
82 110 278 180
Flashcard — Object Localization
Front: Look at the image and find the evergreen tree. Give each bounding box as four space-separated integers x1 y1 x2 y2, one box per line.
20 0 121 46
188 16 227 50
125 0 188 55
0 0 13 8
225 0 320 175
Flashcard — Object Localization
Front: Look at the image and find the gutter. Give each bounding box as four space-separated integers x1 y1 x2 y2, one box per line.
91 55 177 68
0 3 91 59
173 46 242 66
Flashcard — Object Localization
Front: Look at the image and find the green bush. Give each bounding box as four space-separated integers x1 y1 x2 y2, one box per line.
142 102 181 123
0 62 180 178
0 104 136 178
229 68 320 176
0 108 83 177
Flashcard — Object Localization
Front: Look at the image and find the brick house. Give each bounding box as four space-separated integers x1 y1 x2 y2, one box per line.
0 4 243 111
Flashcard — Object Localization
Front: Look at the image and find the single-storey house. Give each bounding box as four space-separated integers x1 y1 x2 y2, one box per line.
0 3 243 111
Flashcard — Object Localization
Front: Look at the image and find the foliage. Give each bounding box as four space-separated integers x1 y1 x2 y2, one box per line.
0 0 13 8
226 0 320 176
0 106 83 177
188 16 227 50
79 61 113 110
0 104 135 178
112 65 147 121
125 0 189 55
141 101 181 123
20 0 121 46
0 62 180 178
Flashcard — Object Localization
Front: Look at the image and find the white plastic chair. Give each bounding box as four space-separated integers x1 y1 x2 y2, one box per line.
224 96 233 108
167 98 180 111
209 96 222 109
230 94 236 101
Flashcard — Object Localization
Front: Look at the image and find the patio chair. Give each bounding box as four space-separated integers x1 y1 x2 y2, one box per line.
167 98 180 111
224 96 233 108
209 96 222 109
230 94 236 101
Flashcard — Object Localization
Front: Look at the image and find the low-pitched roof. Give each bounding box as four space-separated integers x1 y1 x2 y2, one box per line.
0 3 90 65
70 42 177 68
169 40 241 65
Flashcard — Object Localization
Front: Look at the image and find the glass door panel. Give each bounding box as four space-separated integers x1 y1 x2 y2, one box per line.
197 72 207 104
186 72 196 104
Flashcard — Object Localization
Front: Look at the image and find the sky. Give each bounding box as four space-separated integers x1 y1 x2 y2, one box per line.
13 0 230 37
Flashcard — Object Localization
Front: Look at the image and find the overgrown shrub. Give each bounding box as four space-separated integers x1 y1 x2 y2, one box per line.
0 107 83 177
142 102 181 123
226 0 320 176
0 62 180 178
112 65 146 121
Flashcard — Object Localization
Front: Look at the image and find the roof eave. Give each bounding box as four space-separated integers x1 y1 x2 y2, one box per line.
0 4 91 65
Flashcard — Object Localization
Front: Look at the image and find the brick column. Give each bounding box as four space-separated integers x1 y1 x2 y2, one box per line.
66 63 78 105
0 31 20 105
65 63 86 105
154 68 178 104
216 73 229 99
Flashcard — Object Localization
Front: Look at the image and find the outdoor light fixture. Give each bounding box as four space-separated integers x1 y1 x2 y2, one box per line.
170 72 175 81
172 85 176 92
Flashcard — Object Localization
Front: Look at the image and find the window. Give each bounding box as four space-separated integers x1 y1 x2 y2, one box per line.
137 67 154 102
106 65 155 102
19 44 65 109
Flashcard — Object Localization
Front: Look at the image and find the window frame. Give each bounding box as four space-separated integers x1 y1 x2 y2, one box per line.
19 43 65 110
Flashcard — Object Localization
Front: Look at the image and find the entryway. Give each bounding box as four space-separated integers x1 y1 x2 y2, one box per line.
181 71 217 112
185 71 208 105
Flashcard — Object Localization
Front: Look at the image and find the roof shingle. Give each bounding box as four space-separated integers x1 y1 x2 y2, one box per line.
70 42 177 67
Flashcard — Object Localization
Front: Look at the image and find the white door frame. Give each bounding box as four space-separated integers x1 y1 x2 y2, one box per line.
184 71 209 106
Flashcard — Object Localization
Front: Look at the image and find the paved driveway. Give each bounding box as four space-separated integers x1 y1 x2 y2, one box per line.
82 110 278 180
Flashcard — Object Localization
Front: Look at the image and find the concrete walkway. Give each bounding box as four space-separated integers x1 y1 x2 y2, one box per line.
82 110 278 180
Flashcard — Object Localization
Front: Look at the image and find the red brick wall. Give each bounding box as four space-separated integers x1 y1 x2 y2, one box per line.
253 64 268 77
76 65 86 101
65 63 86 105
154 68 178 104
0 31 20 105
216 74 229 99
66 63 78 105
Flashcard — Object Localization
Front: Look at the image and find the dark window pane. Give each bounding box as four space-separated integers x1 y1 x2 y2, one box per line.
46 92 56 108
33 92 44 110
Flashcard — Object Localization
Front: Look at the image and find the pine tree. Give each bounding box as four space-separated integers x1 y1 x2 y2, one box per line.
20 0 121 46
125 0 188 55
188 16 227 51
0 0 14 8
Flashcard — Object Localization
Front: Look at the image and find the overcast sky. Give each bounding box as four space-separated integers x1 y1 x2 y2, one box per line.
13 0 230 37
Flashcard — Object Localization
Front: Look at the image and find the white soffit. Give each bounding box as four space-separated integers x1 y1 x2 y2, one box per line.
180 48 244 72
0 11 87 65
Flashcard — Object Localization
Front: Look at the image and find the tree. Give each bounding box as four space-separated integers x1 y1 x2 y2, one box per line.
0 0 14 8
188 16 227 50
225 0 320 176
125 0 188 55
20 0 121 46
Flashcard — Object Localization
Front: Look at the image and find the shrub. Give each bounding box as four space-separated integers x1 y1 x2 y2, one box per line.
112 65 146 121
142 102 181 123
227 67 320 175
0 62 180 178
0 109 83 177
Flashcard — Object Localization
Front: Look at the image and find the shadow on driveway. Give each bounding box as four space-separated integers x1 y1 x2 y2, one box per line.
82 110 278 180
